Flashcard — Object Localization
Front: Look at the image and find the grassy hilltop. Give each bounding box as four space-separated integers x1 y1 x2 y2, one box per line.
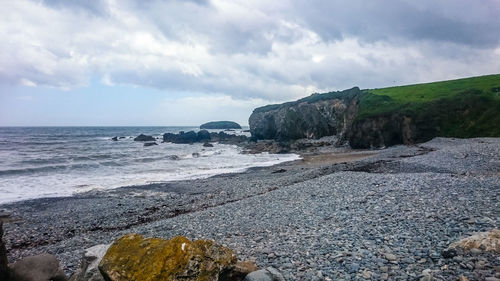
359 74 500 138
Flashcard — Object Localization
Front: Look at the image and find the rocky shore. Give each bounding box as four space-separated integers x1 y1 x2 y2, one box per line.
1 137 499 280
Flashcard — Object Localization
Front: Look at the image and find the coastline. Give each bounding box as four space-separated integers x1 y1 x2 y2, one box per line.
2 137 499 280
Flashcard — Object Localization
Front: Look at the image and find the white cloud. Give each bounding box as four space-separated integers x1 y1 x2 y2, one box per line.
0 0 499 103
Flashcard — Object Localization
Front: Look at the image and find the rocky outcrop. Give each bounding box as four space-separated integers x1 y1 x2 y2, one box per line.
163 130 247 144
200 121 241 129
98 234 253 281
9 254 67 281
133 134 156 142
249 87 360 145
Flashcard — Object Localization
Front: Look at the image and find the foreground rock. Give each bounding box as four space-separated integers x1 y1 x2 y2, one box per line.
200 121 241 130
133 134 155 142
69 244 110 281
9 254 67 281
99 234 254 281
448 229 500 253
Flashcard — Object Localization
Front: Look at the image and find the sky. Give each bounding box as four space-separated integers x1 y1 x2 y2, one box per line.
1 0 499 126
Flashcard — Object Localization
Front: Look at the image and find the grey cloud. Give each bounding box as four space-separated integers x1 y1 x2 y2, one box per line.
292 0 500 48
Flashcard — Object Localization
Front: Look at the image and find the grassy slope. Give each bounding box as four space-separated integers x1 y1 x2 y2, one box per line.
358 74 500 137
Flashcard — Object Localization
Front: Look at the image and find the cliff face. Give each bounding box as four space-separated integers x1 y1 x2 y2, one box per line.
249 74 500 149
249 87 360 145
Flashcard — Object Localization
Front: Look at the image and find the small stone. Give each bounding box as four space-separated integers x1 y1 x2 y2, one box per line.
361 270 372 279
485 277 500 281
459 276 469 281
384 253 397 261
441 248 457 258
380 266 388 272
380 273 389 280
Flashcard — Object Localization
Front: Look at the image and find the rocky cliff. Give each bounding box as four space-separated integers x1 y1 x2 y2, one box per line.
249 87 360 145
249 74 500 149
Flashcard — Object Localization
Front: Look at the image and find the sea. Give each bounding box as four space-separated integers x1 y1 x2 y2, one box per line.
0 127 300 204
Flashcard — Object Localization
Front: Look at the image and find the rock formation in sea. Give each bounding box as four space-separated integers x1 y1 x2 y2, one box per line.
200 121 242 129
133 134 156 142
162 130 247 144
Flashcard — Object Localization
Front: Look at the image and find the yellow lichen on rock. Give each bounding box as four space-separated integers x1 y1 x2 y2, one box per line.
98 234 237 281
449 229 500 253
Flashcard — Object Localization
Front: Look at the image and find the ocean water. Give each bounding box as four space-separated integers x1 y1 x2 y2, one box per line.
0 127 300 204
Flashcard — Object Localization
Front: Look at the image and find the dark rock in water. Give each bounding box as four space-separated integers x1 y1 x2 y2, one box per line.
203 142 214 147
167 155 180 160
249 87 360 144
200 121 241 129
209 132 247 144
111 137 118 141
143 142 158 147
197 130 211 142
192 152 200 158
119 137 126 139
0 223 8 281
162 132 177 143
134 134 155 142
163 130 247 144
9 254 67 281
178 131 198 143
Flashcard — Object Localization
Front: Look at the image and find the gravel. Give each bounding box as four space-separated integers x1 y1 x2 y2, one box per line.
1 137 499 280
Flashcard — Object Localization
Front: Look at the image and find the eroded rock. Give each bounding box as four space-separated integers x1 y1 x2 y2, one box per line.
98 234 238 281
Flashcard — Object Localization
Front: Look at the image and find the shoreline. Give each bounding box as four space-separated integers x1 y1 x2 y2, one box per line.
1 137 499 280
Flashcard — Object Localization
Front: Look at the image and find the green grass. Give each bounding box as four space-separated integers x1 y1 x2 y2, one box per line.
359 74 500 118
358 74 500 138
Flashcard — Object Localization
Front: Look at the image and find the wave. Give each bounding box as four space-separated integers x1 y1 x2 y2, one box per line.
0 163 101 176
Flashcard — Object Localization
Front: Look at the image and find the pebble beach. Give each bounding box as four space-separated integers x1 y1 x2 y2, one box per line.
2 137 499 280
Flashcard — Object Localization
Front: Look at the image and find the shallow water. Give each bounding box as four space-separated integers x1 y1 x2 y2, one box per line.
0 127 299 204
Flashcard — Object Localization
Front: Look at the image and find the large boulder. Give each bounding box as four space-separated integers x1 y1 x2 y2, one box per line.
134 134 156 142
177 131 198 144
197 130 211 142
98 234 241 281
200 121 241 130
9 254 67 281
0 223 8 281
69 244 111 281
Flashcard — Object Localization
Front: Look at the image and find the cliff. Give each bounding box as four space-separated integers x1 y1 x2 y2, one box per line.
249 87 360 145
249 74 500 148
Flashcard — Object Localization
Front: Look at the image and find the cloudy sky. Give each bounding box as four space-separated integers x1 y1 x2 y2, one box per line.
1 0 499 126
